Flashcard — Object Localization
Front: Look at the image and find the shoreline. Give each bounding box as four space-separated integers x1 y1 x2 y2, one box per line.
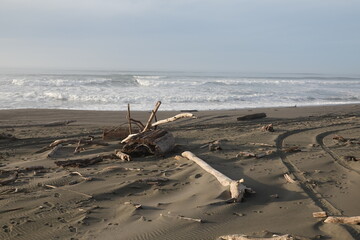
1 103 360 239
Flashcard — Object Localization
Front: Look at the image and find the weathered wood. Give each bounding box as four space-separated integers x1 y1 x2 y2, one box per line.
127 103 133 134
55 156 103 168
48 144 63 158
160 212 203 223
122 129 175 156
152 113 197 127
115 150 131 161
218 234 293 240
43 120 77 127
237 113 266 121
284 173 296 183
142 101 162 132
313 211 327 218
181 151 252 202
324 216 360 225
283 146 301 153
261 123 274 132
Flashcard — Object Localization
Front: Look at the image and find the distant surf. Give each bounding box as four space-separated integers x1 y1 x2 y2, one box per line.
1 71 360 111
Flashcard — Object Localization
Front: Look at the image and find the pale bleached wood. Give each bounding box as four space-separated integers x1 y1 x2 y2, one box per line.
218 234 292 240
121 133 139 143
115 150 132 161
313 211 327 218
47 144 63 158
283 173 296 183
152 113 197 127
181 151 252 202
160 212 203 223
142 101 162 132
324 216 360 225
69 171 93 181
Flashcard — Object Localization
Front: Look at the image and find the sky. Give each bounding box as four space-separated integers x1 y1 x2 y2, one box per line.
0 0 360 74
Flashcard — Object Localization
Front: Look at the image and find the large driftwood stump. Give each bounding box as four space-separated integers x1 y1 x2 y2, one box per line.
181 151 253 202
122 129 175 156
237 113 266 121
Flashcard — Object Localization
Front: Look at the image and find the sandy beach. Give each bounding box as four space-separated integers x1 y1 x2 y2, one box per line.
1 104 360 240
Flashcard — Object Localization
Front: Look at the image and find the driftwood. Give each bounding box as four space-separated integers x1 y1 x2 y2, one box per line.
55 156 103 168
333 135 347 142
69 171 93 181
152 113 196 127
142 101 162 132
115 150 131 161
261 124 274 132
237 113 266 121
122 129 175 156
48 144 63 158
284 174 296 183
283 146 301 153
342 155 358 161
324 216 360 225
313 211 327 218
43 120 77 127
218 234 293 240
160 212 203 223
181 151 252 202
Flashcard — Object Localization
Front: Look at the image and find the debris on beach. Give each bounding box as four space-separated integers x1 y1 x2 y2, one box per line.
324 216 360 225
261 123 274 132
181 151 253 202
121 101 196 157
218 233 294 240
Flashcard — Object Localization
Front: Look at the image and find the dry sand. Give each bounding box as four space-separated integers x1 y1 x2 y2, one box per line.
0 104 360 240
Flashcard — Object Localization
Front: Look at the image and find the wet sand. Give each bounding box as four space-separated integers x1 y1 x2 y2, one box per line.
1 104 360 240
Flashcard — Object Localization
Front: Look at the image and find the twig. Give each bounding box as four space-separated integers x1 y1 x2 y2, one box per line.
218 234 293 240
160 212 203 223
127 103 132 134
142 101 161 132
69 171 93 181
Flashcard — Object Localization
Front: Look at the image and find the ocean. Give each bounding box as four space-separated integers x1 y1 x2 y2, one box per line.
1 70 360 111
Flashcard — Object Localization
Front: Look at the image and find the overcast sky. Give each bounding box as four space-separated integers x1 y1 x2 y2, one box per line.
1 0 359 74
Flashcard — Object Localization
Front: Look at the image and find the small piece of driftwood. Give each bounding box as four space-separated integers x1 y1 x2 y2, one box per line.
283 146 301 153
55 156 103 168
48 144 63 158
43 120 77 127
69 171 93 181
160 212 203 223
127 103 132 134
249 142 275 147
142 101 162 132
342 155 358 161
115 150 131 161
313 211 327 218
284 174 296 183
152 113 197 127
333 135 347 142
181 151 252 202
237 113 266 121
218 234 293 240
261 124 274 132
324 216 360 225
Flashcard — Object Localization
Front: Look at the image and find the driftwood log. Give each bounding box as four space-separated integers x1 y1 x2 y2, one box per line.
324 216 360 225
181 151 253 202
237 113 266 121
122 129 175 156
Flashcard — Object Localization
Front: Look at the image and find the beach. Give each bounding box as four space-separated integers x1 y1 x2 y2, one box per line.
1 104 360 240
